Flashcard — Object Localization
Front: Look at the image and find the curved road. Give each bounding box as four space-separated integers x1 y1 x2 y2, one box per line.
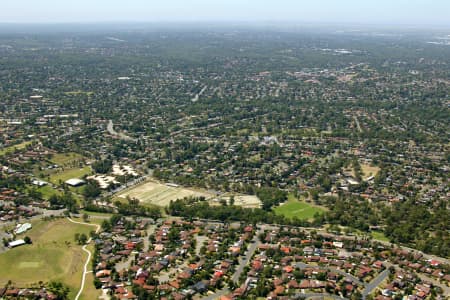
67 217 101 300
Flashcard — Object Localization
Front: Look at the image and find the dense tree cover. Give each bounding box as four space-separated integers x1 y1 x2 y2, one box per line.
0 173 26 190
318 196 380 231
315 195 450 257
384 199 450 257
114 197 161 219
48 191 78 212
256 187 288 211
167 197 316 227
46 281 70 300
84 203 114 214
91 159 113 174
83 180 101 199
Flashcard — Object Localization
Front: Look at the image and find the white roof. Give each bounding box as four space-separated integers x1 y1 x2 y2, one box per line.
9 239 26 247
15 223 32 234
32 179 47 186
65 178 85 186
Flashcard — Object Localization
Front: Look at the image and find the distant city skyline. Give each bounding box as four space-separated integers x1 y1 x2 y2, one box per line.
1 0 450 27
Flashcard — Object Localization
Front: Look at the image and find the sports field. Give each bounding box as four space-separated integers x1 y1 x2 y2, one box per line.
0 218 93 299
274 194 325 220
117 180 213 206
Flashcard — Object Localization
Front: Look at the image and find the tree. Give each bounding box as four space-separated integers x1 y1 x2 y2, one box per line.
82 213 89 222
79 233 88 245
74 233 80 243
92 159 113 174
47 281 70 299
83 181 101 200
24 236 32 244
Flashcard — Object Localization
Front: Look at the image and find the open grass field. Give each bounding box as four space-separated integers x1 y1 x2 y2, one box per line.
80 210 114 219
50 152 84 166
274 194 325 220
72 214 108 226
0 141 33 156
80 271 101 300
35 185 62 200
117 180 213 207
0 218 93 299
371 230 389 242
48 166 92 184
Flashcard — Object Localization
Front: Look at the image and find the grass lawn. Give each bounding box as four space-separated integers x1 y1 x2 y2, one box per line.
274 194 325 220
0 218 93 298
371 230 390 242
79 244 101 300
36 185 62 200
50 152 84 166
80 210 114 220
80 271 101 300
80 210 114 217
0 141 33 156
49 166 92 184
72 215 106 226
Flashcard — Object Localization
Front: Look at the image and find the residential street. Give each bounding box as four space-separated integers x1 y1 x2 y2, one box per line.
362 269 390 299
232 227 262 283
296 262 364 286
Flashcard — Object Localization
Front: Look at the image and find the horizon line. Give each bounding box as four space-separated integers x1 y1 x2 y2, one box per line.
0 20 449 29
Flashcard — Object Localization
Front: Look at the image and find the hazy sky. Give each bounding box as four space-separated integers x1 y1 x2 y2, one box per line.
1 0 449 26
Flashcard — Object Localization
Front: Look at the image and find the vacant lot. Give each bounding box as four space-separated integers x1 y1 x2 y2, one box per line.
117 180 213 207
214 194 262 208
0 218 93 299
361 163 380 178
274 195 325 220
